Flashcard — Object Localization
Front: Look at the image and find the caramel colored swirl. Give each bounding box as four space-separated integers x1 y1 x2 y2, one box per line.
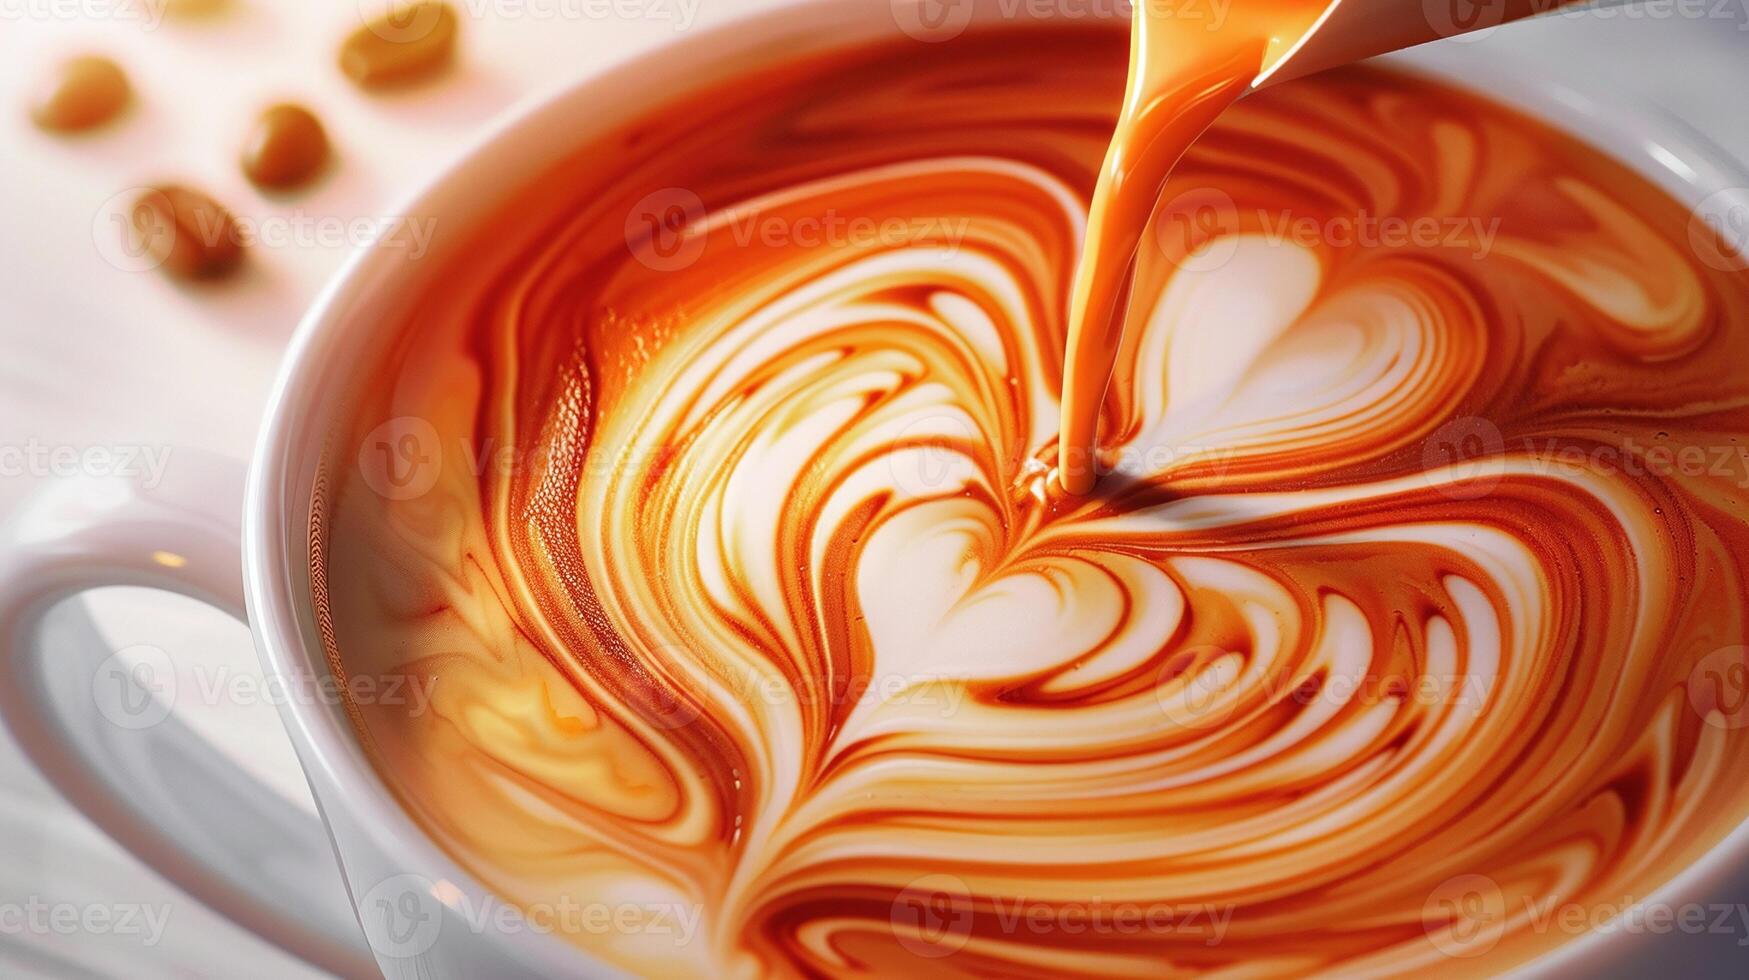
316 29 1749 978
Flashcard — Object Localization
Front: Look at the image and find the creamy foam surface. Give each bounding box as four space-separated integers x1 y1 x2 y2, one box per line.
314 29 1749 978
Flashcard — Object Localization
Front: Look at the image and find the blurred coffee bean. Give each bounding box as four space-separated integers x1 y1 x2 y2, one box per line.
32 56 130 132
242 104 330 189
129 185 246 281
340 2 459 88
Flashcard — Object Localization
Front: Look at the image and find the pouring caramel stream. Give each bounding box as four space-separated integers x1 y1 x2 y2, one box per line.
1058 0 1332 492
1058 0 1570 492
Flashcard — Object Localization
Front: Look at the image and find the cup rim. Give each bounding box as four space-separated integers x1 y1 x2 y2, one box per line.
243 1 1749 973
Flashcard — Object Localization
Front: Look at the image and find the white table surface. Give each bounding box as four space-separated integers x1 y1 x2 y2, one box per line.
0 3 1745 977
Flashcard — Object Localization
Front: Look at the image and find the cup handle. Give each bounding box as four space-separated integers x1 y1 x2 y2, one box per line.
0 450 378 979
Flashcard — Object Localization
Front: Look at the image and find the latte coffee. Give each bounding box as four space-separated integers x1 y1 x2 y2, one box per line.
312 25 1749 978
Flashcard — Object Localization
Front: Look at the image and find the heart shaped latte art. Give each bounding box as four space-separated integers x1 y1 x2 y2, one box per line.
316 35 1749 979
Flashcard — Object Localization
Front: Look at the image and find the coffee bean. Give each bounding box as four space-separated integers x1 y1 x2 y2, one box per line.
161 0 231 15
32 56 130 132
339 2 459 88
129 185 245 281
242 104 330 189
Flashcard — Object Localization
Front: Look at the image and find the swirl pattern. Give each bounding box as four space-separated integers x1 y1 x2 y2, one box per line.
314 28 1749 978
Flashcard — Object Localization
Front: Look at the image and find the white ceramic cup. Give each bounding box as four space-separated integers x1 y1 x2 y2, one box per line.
2 2 1747 978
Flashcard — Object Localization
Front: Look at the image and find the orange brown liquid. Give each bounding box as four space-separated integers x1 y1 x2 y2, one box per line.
1058 0 1331 492
314 24 1749 979
1056 0 1577 493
